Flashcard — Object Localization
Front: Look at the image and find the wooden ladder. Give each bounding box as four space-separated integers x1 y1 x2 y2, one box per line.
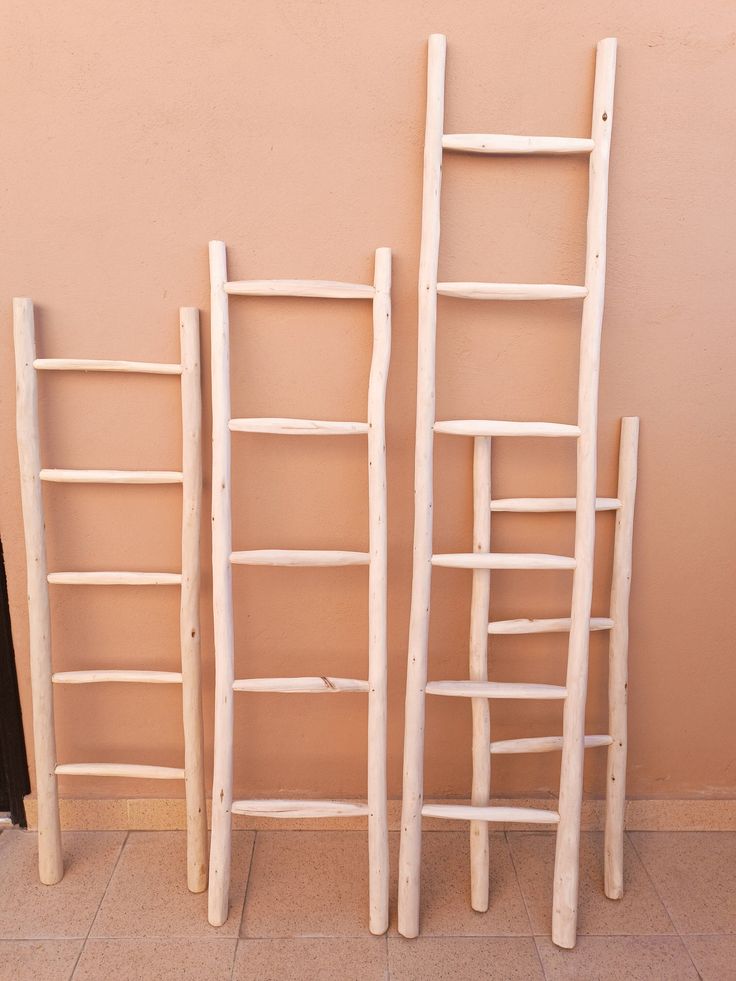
13 302 207 893
398 35 632 948
207 242 391 934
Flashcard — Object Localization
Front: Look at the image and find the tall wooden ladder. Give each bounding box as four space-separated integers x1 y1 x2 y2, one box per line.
13 302 207 893
207 242 391 933
399 35 623 948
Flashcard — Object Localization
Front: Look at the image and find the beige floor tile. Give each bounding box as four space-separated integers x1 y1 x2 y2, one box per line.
242 831 375 938
0 831 126 939
683 935 736 980
535 936 699 980
232 938 388 980
0 940 82 981
507 831 674 936
630 832 736 934
73 939 236 980
90 831 254 938
388 831 531 936
388 937 544 980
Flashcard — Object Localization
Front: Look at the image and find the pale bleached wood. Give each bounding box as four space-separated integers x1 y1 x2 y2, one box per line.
426 680 567 700
207 241 235 927
604 416 639 900
367 247 391 935
33 358 182 374
435 420 580 438
55 763 185 779
224 280 375 299
230 549 370 567
232 799 370 818
488 616 613 635
437 282 587 301
491 735 612 755
469 437 491 911
40 469 183 484
553 37 618 950
432 552 576 571
47 571 182 585
52 670 183 684
179 308 208 895
422 804 560 824
398 33 446 939
442 134 594 154
490 497 620 512
229 418 368 435
233 676 369 693
13 298 63 885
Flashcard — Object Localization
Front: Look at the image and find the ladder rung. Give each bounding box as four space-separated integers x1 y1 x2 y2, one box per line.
437 282 588 301
434 420 580 438
488 617 614 635
40 469 183 484
426 680 567 700
442 133 595 155
229 418 368 436
491 496 621 512
55 763 184 779
223 280 375 299
231 799 370 819
52 670 183 685
230 550 370 567
233 676 368 693
33 358 182 375
422 803 560 824
432 553 576 571
491 734 613 755
47 572 182 586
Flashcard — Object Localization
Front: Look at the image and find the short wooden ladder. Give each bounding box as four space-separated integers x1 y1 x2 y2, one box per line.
13 303 208 893
207 242 391 934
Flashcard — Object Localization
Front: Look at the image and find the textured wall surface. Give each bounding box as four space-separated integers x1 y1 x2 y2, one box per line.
1 0 734 803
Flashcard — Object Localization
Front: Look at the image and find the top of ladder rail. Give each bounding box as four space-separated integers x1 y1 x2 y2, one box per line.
442 134 595 155
223 280 376 299
437 282 588 301
33 358 183 375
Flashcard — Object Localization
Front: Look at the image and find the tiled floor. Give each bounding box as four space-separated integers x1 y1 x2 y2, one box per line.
0 828 733 979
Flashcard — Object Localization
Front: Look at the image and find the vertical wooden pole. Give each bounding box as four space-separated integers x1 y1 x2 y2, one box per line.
13 297 63 884
398 32 446 939
367 247 391 935
469 436 492 910
179 307 208 894
604 415 639 898
553 37 617 949
207 242 236 926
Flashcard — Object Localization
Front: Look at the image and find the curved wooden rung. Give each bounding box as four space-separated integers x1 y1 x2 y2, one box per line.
488 616 614 634
426 680 567 700
229 418 368 436
436 282 588 301
490 496 621 512
422 803 560 824
491 734 613 755
53 670 183 685
33 358 182 375
47 572 182 585
224 280 375 299
442 133 595 155
233 676 369 693
40 469 184 484
435 420 580 438
55 763 185 779
231 799 370 819
432 552 576 570
230 550 370 567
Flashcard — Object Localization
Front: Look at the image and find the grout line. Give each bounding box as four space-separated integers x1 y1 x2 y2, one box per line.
231 829 258 975
505 830 548 979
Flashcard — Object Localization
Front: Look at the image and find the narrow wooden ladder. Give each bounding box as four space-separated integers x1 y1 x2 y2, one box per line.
13 303 207 892
207 242 391 934
399 35 627 948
